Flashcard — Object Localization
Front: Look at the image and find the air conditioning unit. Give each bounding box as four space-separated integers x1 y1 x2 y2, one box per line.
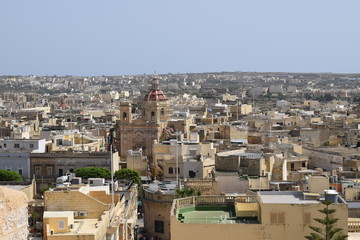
79 211 87 217
73 211 78 217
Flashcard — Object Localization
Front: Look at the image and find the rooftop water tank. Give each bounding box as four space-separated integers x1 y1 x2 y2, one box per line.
324 189 338 203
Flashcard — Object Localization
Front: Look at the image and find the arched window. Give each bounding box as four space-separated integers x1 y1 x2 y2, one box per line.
168 167 173 174
123 112 127 120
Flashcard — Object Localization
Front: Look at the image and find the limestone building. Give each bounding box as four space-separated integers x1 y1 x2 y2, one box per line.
115 77 171 161
170 191 348 240
0 187 29 240
142 181 178 240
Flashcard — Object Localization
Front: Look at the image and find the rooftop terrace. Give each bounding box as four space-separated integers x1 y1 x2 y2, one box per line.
171 195 259 225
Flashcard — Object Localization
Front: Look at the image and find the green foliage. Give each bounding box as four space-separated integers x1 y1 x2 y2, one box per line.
0 169 22 181
174 187 201 199
74 167 111 179
114 168 141 186
305 200 348 240
41 185 55 195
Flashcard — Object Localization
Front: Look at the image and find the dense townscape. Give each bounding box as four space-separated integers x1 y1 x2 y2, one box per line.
1 71 360 240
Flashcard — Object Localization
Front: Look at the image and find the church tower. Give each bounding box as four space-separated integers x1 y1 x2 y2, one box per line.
142 77 170 124
120 102 132 124
115 77 170 161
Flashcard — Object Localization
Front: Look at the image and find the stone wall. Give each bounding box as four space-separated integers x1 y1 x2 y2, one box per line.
0 187 28 240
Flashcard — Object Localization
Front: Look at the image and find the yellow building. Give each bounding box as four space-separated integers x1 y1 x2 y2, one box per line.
43 182 138 240
153 136 216 180
170 191 348 240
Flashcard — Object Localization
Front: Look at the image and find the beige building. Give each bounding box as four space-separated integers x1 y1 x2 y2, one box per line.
142 181 178 240
0 187 29 240
303 100 321 110
43 181 138 240
31 151 119 193
153 136 216 180
43 185 120 240
126 149 149 175
115 78 171 160
170 192 348 240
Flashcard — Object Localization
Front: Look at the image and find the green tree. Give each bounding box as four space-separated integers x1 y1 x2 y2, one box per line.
305 201 348 240
114 169 141 185
41 185 55 195
0 169 22 181
174 187 201 199
74 167 111 179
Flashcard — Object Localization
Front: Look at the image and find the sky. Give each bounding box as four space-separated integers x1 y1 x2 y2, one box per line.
1 0 360 76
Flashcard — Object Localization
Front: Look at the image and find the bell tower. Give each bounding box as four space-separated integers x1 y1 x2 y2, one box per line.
120 102 132 124
142 77 169 124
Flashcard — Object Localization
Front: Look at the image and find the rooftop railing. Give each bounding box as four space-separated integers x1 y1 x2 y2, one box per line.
171 195 257 216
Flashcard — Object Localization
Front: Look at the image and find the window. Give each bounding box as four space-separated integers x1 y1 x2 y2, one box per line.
35 166 41 175
154 220 164 233
3 143 6 148
123 112 127 120
14 143 20 148
290 163 295 171
177 167 180 174
59 169 63 176
47 166 53 176
18 169 23 176
270 212 285 225
151 111 155 117
58 220 65 230
168 167 173 174
69 169 74 173
189 170 196 178
56 139 63 146
304 213 311 226
302 162 306 168
189 149 197 155
29 144 34 149
161 108 165 115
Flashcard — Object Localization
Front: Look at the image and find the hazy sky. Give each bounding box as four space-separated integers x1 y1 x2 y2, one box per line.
1 0 359 76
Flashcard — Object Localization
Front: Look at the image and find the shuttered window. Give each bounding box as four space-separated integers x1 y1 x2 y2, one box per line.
270 212 285 225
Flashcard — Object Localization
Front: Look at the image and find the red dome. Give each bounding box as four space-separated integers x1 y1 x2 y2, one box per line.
144 89 168 101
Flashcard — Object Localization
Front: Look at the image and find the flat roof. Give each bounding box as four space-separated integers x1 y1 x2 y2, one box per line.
144 181 178 194
3 185 29 191
178 206 258 224
258 191 320 204
44 211 73 218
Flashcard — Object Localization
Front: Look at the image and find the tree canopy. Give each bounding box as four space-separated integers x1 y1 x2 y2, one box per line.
0 169 22 182
74 167 111 179
305 200 348 240
174 187 201 199
114 168 141 185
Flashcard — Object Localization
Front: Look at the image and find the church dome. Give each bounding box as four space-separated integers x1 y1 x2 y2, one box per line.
144 77 168 101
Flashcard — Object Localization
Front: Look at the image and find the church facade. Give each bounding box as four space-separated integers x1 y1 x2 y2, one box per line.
114 78 170 161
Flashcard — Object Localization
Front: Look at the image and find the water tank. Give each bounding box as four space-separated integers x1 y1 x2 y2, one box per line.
324 190 338 203
71 177 82 185
56 176 68 184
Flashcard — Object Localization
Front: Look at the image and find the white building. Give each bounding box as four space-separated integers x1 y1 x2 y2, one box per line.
0 139 46 180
